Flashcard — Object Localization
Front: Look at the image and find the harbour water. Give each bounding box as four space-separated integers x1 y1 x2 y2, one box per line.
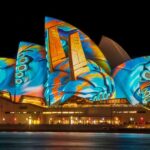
0 132 150 150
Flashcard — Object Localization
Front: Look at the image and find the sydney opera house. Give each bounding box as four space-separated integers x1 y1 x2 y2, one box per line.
0 17 150 126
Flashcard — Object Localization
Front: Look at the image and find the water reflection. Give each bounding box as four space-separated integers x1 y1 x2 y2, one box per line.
0 132 150 150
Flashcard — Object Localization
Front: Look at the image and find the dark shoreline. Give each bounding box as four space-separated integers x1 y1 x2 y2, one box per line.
0 124 150 134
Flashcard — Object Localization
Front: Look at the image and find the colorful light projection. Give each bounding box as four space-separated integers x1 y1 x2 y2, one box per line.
45 17 111 74
44 24 115 105
0 16 149 107
113 56 150 105
15 42 47 106
0 58 15 99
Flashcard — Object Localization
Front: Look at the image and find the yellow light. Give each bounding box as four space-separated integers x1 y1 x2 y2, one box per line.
115 117 119 121
71 119 74 125
29 118 32 125
68 112 74 114
107 120 111 124
62 112 68 114
37 120 40 124
130 117 134 121
43 112 51 114
70 116 74 125
2 118 5 121
99 120 103 123
0 91 11 99
29 116 32 125
33 120 36 124
114 117 120 125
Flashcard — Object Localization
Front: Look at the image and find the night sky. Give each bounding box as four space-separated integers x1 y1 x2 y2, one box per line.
0 2 149 59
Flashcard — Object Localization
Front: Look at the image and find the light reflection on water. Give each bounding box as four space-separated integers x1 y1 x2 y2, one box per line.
0 132 150 150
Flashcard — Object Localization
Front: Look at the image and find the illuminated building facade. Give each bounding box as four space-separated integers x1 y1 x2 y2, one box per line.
0 58 15 99
0 16 149 110
15 42 47 106
0 96 150 127
113 57 150 105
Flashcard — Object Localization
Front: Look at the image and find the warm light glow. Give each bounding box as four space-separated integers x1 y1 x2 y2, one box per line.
107 120 111 124
29 116 32 125
70 120 74 125
114 117 120 125
42 111 82 114
10 112 15 114
102 117 105 121
114 117 119 121
0 91 11 99
140 117 144 121
113 111 137 114
130 117 134 121
21 96 45 107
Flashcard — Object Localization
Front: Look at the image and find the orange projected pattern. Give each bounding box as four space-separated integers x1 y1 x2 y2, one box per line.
69 32 89 80
45 20 63 29
45 17 111 74
45 29 115 104
140 82 150 90
48 27 66 70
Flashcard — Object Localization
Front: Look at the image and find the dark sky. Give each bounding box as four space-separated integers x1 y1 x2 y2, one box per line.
0 2 149 59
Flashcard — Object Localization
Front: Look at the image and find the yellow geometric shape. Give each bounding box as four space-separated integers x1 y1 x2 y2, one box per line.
20 95 45 107
69 32 89 80
48 27 66 71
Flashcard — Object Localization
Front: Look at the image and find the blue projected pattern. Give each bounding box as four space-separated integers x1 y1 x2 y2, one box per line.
113 56 150 105
0 58 15 95
44 58 115 105
0 16 149 107
15 42 47 105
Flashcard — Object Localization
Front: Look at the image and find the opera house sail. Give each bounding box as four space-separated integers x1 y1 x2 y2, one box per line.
15 42 47 106
113 56 150 105
0 58 15 100
0 16 149 108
